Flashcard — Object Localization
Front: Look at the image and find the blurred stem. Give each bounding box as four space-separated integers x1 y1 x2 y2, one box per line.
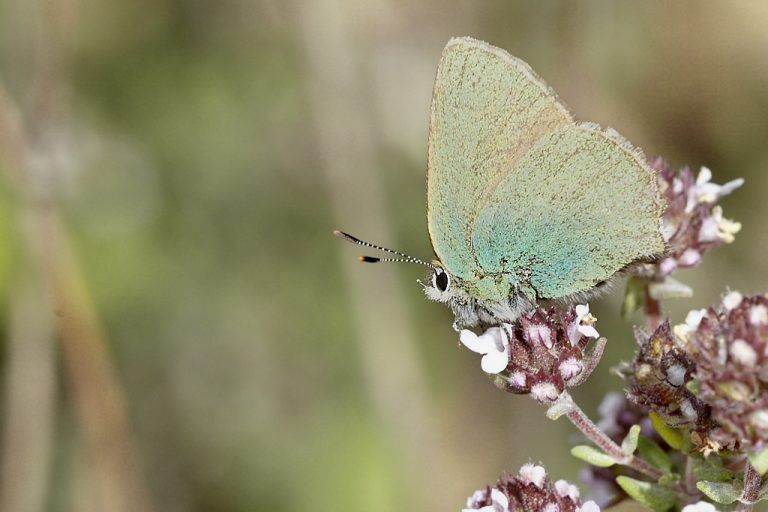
294 0 464 507
0 265 57 512
0 78 153 512
644 282 662 331
684 455 697 496
561 392 664 481
738 460 761 510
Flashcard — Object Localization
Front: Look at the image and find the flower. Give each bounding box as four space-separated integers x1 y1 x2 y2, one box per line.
463 464 599 512
463 305 605 403
635 159 742 281
698 206 741 243
629 292 768 455
463 488 509 512
679 293 768 452
572 304 599 341
624 322 712 437
685 166 743 213
681 501 719 512
460 327 510 374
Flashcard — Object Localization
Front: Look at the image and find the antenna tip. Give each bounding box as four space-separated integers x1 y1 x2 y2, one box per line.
333 230 357 243
360 256 379 263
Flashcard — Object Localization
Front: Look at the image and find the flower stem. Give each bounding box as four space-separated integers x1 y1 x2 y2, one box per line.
644 283 662 331
561 393 664 481
738 460 761 510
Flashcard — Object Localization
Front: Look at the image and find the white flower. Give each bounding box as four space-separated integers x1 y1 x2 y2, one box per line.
678 248 701 267
460 327 509 374
463 488 509 512
750 304 768 326
698 206 741 243
681 501 718 512
526 323 553 348
674 308 707 339
554 480 580 501
658 257 678 275
750 410 768 432
559 358 583 381
666 363 687 386
519 463 547 488
576 501 601 512
730 339 757 367
680 399 698 421
722 290 743 311
685 166 744 213
507 371 527 388
530 382 560 403
572 304 599 342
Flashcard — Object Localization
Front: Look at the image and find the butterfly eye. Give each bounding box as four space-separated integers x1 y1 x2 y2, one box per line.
432 269 450 292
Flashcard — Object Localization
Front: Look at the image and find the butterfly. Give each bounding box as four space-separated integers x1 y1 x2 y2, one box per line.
336 37 664 332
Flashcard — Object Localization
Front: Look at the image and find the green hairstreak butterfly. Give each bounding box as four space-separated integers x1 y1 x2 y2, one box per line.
335 36 664 331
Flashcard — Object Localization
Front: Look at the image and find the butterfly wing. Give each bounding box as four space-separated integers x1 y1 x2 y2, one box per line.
427 37 573 283
472 123 665 300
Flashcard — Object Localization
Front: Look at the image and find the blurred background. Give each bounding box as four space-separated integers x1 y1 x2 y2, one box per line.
0 1 766 511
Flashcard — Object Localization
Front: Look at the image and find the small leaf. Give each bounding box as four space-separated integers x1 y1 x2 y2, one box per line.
571 445 617 467
648 276 693 300
622 425 641 456
545 393 575 420
649 412 684 450
693 456 735 483
622 276 644 319
637 436 672 473
696 480 741 505
616 476 676 512
749 447 768 476
658 473 681 489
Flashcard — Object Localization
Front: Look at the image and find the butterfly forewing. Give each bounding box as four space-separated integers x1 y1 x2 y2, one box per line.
427 37 573 284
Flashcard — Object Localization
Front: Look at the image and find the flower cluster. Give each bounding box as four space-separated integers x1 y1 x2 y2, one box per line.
627 292 768 455
464 463 599 512
635 159 742 298
460 305 603 403
625 321 711 434
679 292 768 453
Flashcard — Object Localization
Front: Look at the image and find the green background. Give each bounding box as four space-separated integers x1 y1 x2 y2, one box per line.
0 1 765 511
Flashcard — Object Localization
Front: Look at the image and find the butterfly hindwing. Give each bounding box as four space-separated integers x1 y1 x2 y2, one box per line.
472 124 665 300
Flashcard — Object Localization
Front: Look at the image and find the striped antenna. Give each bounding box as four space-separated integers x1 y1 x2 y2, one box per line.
333 230 435 269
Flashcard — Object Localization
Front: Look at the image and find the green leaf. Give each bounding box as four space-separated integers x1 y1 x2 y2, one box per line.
571 445 617 467
616 476 676 512
637 436 672 473
658 473 681 489
696 480 742 504
749 447 768 476
692 456 735 483
621 276 644 319
622 424 641 456
649 412 684 450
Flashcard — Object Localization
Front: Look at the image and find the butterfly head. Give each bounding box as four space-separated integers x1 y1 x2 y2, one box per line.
334 229 457 301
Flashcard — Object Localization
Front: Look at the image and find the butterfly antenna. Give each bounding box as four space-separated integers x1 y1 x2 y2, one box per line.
333 230 435 269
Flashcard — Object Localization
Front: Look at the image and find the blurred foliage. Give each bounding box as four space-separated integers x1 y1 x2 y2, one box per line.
0 1 766 511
